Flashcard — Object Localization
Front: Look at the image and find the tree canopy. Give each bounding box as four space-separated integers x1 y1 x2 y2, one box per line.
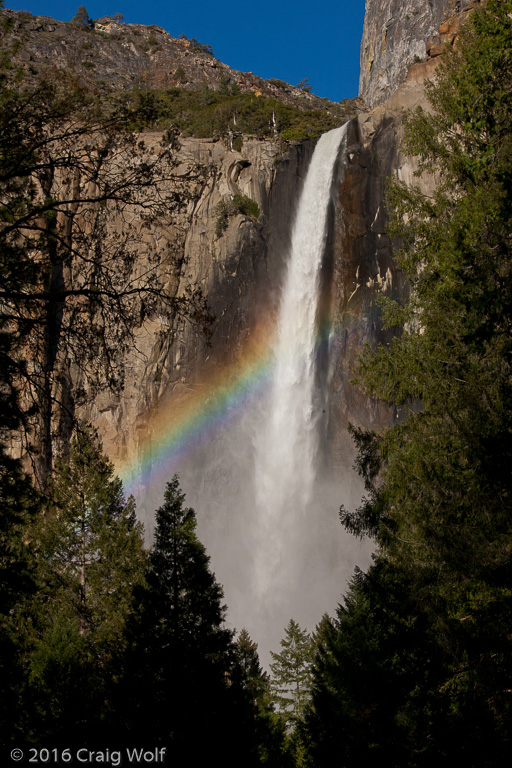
0 55 210 485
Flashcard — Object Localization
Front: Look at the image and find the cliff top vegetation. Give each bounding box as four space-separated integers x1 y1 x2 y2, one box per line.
0 7 361 143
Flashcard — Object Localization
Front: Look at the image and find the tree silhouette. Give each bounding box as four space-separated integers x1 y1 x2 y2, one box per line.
119 476 244 761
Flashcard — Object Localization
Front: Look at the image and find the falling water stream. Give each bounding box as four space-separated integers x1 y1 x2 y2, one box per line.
252 124 348 601
165 122 368 664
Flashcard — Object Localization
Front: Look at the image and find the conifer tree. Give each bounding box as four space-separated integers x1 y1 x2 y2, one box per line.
120 476 245 762
298 569 445 768
236 628 271 708
144 475 231 651
334 0 512 761
22 425 146 745
269 619 313 729
234 628 290 767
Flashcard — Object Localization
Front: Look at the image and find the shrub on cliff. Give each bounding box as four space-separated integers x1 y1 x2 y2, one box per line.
215 194 260 238
124 86 345 144
233 193 260 220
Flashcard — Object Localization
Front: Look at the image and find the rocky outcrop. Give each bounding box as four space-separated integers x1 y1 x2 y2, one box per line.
359 0 477 107
327 54 442 465
1 8 351 114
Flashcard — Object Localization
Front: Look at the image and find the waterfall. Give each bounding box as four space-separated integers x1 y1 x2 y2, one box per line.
252 124 348 608
172 122 368 664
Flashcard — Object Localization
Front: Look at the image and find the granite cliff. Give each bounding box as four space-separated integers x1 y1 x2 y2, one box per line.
359 0 477 107
2 3 477 515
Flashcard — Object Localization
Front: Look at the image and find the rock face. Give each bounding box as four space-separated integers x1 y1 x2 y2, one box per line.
359 0 476 107
328 55 441 466
78 132 316 497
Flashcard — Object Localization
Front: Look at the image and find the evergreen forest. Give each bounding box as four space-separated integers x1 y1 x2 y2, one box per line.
1 0 511 764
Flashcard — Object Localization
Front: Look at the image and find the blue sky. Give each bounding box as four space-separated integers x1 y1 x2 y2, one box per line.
5 1 366 102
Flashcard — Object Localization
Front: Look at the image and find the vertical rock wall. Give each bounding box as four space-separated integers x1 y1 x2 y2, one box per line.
79 133 316 522
359 0 475 107
327 55 442 467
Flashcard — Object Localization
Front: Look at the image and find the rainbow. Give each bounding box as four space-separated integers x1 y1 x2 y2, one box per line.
117 318 276 497
116 299 358 499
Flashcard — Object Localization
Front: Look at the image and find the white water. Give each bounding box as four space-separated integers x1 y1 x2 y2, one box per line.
163 122 369 665
252 125 348 600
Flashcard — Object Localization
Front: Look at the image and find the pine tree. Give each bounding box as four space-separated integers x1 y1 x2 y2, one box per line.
298 569 446 768
22 425 147 745
145 475 231 650
233 629 290 767
236 628 271 708
269 619 313 729
119 476 243 761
